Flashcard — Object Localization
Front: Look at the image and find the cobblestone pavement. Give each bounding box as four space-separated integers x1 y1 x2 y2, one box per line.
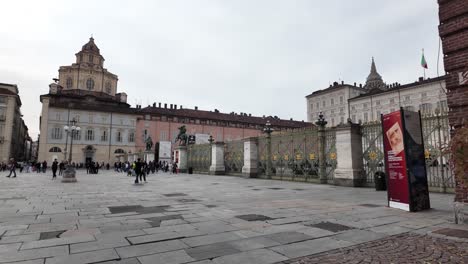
0 170 466 264
279 233 468 264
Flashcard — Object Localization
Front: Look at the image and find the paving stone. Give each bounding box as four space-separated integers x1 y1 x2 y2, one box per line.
143 223 196 235
282 233 468 264
306 221 354 232
45 248 120 264
127 231 184 245
182 232 244 247
263 232 314 244
39 230 66 240
227 236 281 251
332 229 387 244
433 228 468 239
70 232 131 254
185 242 240 260
116 239 188 258
1 259 44 264
191 221 238 234
137 249 195 264
236 214 275 222
212 248 288 264
99 258 141 264
108 205 143 214
0 242 21 253
21 234 96 250
0 233 41 244
271 237 354 258
0 245 68 263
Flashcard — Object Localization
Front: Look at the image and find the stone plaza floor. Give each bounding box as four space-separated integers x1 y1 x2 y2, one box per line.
0 170 467 264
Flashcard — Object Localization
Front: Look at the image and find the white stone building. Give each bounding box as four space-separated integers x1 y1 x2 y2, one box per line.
306 58 447 126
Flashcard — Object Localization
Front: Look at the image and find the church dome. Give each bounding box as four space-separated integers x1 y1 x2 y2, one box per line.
81 37 100 55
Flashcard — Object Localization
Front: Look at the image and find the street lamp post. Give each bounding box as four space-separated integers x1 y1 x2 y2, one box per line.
263 121 274 178
62 118 80 183
315 112 328 184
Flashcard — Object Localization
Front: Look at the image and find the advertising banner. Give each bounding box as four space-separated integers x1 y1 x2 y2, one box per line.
382 111 410 211
158 141 172 162
402 111 430 211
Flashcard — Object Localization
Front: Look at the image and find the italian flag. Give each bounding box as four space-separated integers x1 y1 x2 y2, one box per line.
421 51 428 69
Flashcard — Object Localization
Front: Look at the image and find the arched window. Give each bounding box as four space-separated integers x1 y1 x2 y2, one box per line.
105 82 112 94
86 78 94 90
66 77 73 88
114 149 125 154
49 147 62 152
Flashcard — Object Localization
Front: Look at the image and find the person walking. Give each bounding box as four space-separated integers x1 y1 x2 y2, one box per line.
51 159 58 180
5 158 17 178
134 158 142 184
59 161 64 176
42 160 47 173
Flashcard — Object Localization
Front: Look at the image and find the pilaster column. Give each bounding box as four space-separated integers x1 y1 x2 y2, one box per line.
242 137 258 178
175 146 188 173
209 142 225 175
333 123 365 187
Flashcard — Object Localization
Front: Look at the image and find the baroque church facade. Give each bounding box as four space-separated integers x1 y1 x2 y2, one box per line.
38 38 311 164
306 58 447 126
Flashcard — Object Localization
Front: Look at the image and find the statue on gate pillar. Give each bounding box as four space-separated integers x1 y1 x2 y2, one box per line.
175 125 188 146
145 136 153 151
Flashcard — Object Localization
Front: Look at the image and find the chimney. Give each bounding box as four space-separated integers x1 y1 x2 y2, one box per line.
152 103 156 107
164 103 167 109
170 104 173 109
359 84 362 88
158 102 161 108
195 106 198 110
419 77 424 82
354 82 356 86
341 81 344 85
333 82 338 86
174 104 177 109
180 105 183 109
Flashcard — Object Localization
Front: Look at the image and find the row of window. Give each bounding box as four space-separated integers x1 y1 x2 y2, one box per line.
65 77 113 94
49 146 127 154
51 128 135 143
310 96 345 110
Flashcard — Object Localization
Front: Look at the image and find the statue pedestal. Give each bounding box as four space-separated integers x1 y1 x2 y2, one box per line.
144 152 155 162
62 165 77 183
175 146 188 173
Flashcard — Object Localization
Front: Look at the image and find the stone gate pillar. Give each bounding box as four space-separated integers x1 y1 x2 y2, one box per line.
175 146 188 173
209 142 225 175
334 123 365 187
242 137 258 178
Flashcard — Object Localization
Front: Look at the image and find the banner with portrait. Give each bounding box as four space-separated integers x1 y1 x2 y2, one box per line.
382 110 410 211
382 109 430 212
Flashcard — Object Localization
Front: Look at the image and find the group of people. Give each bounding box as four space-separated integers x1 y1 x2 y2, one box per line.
5 157 181 183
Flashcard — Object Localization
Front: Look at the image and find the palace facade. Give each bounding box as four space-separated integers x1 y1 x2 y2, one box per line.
306 58 447 126
0 83 31 162
38 38 311 164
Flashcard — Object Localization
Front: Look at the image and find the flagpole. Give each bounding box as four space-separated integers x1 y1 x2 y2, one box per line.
423 49 426 80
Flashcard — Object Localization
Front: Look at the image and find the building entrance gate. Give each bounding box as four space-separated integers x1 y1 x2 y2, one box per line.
361 110 454 192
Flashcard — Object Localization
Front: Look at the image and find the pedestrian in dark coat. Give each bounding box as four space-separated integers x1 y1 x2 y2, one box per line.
51 159 58 179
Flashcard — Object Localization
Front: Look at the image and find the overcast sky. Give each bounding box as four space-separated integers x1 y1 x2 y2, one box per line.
0 0 443 139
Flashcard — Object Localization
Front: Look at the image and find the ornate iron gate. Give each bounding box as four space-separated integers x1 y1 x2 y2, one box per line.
224 141 244 175
325 129 337 182
187 144 211 173
361 111 454 192
361 121 385 185
258 127 320 181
